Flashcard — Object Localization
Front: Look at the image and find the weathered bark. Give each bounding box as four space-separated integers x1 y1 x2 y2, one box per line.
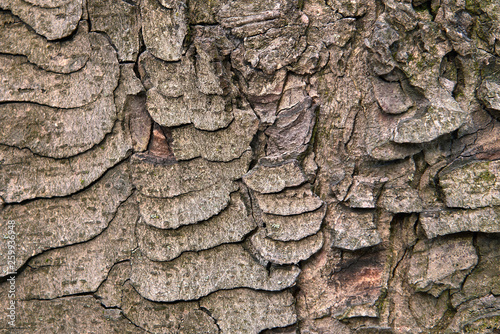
1 0 500 333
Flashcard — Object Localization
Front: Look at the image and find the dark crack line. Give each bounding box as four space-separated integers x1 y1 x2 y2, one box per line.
21 290 96 302
125 280 295 305
199 306 222 333
1 146 132 207
94 259 132 305
120 311 153 334
391 246 408 281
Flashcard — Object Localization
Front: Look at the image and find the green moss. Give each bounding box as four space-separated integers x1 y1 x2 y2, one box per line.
474 170 496 183
297 0 305 10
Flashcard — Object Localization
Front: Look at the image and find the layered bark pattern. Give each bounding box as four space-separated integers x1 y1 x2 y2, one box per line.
1 0 500 333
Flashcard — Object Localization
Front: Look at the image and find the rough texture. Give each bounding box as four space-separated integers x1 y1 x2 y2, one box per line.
0 33 119 109
121 281 218 334
0 0 82 40
408 236 478 298
139 51 234 131
130 244 300 302
263 204 326 242
0 97 116 158
0 164 132 275
138 191 256 261
439 160 500 209
251 230 324 265
327 206 382 251
447 294 500 333
95 261 131 308
200 289 297 334
16 198 137 300
243 159 307 194
0 294 144 333
170 107 258 162
451 234 500 308
254 184 323 216
138 181 238 229
0 15 90 73
140 0 187 62
421 208 500 238
2 0 500 332
88 0 140 62
131 150 251 198
0 119 132 203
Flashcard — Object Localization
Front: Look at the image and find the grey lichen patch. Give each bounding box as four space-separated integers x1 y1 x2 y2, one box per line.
121 281 218 334
243 159 307 194
15 197 138 300
327 205 382 251
420 207 500 238
264 204 326 242
0 293 145 333
0 0 82 40
130 244 300 302
0 16 90 73
439 160 500 209
170 107 259 162
138 190 256 261
200 288 297 334
250 229 324 265
408 236 478 298
0 96 116 158
131 149 252 198
0 32 119 109
254 184 324 216
140 0 187 61
88 0 140 62
0 117 132 203
0 163 132 275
